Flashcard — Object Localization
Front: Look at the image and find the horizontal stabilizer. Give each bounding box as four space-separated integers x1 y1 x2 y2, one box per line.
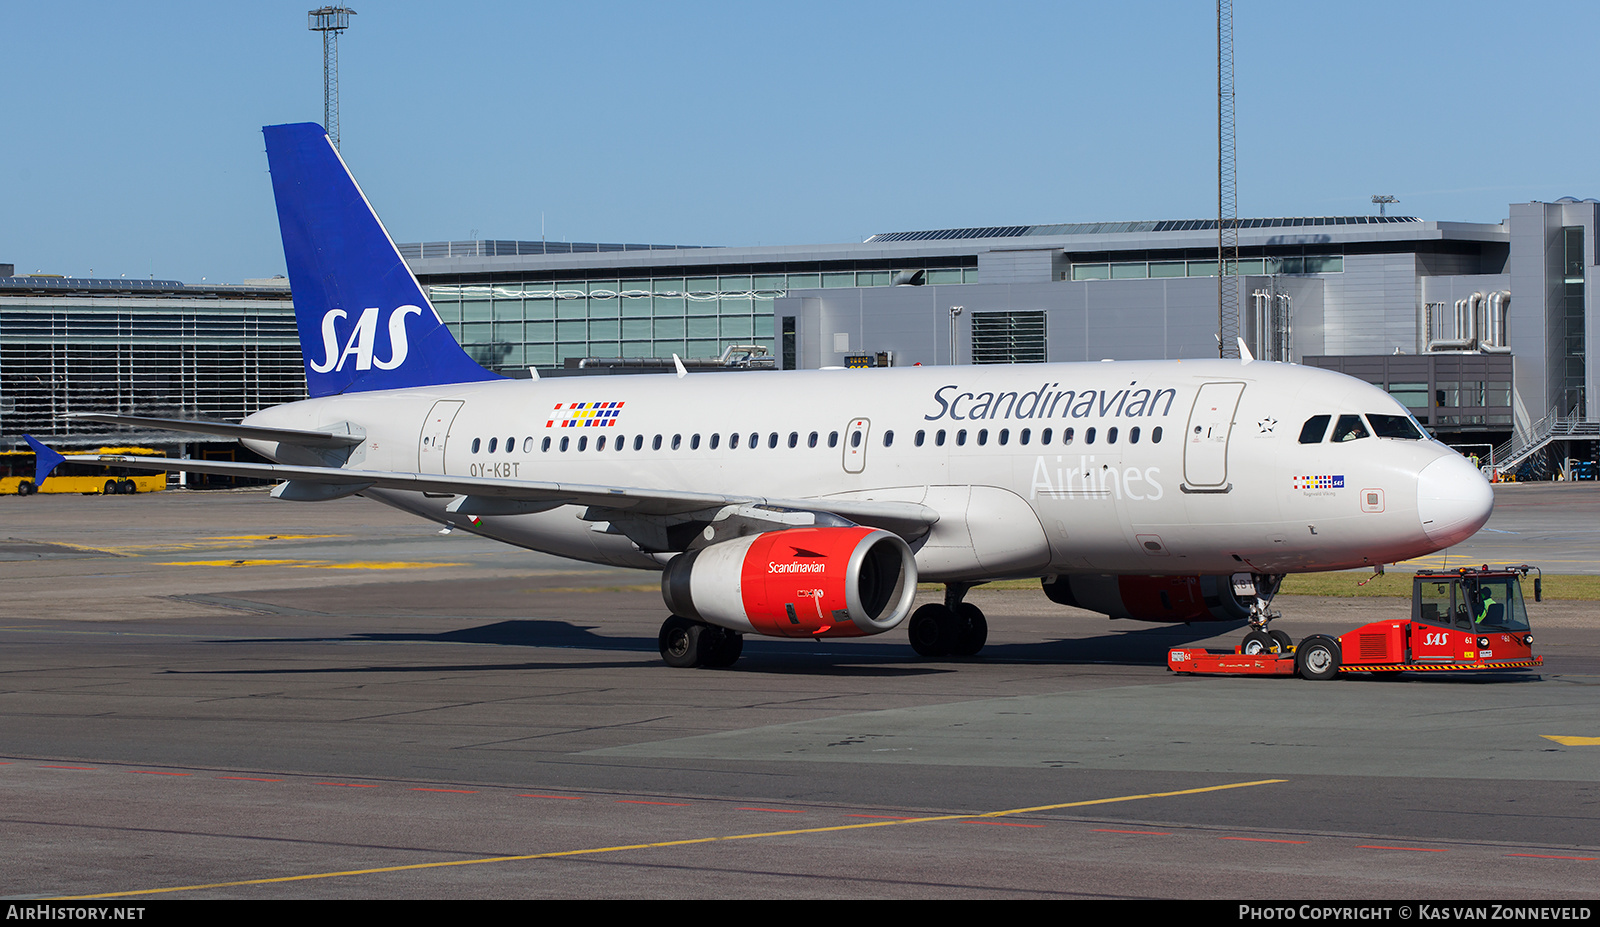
65 413 365 449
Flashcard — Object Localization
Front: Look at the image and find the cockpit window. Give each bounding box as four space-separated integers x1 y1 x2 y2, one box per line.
1367 414 1425 440
1298 415 1331 444
1333 414 1369 442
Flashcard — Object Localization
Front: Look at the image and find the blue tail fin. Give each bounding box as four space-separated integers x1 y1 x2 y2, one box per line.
263 123 501 397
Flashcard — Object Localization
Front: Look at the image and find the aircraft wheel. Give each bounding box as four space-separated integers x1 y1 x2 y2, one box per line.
701 627 744 668
658 615 708 668
1295 635 1341 681
1267 629 1294 653
1241 630 1273 655
104 480 118 495
908 603 952 657
949 603 988 657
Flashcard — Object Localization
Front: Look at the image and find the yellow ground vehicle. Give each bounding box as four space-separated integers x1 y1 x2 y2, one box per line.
1 447 168 495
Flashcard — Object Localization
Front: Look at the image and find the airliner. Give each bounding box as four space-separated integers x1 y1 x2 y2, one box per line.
42 122 1495 668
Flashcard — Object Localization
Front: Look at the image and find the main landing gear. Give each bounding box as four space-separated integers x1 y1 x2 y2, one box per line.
907 582 988 658
657 615 743 669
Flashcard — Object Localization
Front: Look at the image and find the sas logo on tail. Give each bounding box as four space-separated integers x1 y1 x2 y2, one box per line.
309 305 424 373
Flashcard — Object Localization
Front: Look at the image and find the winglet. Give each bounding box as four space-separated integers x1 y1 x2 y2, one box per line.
23 435 66 488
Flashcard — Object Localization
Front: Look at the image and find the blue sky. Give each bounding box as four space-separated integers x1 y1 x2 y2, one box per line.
3 1 1596 284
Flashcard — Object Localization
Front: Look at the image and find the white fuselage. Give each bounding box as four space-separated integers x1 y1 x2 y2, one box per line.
241 359 1491 582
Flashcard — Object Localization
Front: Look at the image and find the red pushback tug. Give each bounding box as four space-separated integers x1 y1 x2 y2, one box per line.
1167 566 1543 681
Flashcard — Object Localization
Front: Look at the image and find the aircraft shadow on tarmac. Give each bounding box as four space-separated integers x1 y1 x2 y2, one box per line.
187 617 1253 676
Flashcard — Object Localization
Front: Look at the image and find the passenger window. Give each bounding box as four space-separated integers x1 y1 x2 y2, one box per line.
915 430 926 447
956 429 967 446
850 431 862 448
471 438 481 454
749 432 759 449
1333 414 1368 442
788 432 798 448
808 432 818 448
488 437 498 453
1129 426 1140 444
690 434 700 450
578 436 587 452
1107 427 1118 444
541 436 551 452
1063 427 1074 445
523 437 535 453
768 432 779 449
1299 414 1331 444
672 434 682 450
1019 428 1030 445
506 436 514 453
998 429 1010 446
597 435 607 452
652 435 662 450
935 429 946 447
828 432 839 448
634 435 644 451
730 433 741 449
1085 427 1096 444
560 436 569 452
1041 427 1053 444
883 430 894 447
977 429 988 446
709 433 719 450
1152 426 1162 443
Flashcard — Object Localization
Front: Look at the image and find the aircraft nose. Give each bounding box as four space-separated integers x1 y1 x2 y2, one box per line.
1416 452 1494 547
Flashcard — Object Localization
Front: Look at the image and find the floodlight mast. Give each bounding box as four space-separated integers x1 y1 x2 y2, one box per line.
1216 0 1239 359
308 7 356 150
1372 195 1399 217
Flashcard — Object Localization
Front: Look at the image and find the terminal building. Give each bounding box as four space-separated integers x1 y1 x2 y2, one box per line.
4 197 1598 477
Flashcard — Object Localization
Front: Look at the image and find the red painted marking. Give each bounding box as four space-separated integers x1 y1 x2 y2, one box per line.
616 800 689 806
40 765 96 770
318 782 380 788
520 794 582 800
740 807 805 814
1507 853 1599 861
1093 829 1171 836
1221 837 1309 844
412 788 477 794
134 771 190 776
1358 845 1448 852
968 820 1044 828
217 776 282 782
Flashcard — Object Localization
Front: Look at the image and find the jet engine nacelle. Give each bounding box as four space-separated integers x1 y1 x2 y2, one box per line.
662 526 918 638
1041 573 1251 623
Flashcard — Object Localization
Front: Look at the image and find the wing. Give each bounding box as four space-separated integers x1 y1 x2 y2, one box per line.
82 452 939 551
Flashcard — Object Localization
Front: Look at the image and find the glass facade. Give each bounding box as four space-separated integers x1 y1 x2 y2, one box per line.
426 267 979 371
1071 255 1343 281
0 296 303 444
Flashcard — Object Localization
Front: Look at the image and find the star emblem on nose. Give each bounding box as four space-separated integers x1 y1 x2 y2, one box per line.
1258 417 1277 434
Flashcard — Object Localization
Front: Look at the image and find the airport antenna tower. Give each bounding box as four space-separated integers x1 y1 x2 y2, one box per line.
308 6 356 150
1216 0 1239 359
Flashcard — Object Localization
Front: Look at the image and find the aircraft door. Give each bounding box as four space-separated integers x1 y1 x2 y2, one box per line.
843 418 870 473
418 399 465 474
1182 382 1244 491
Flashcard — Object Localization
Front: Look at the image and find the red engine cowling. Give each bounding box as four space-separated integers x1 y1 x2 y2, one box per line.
1041 574 1251 623
661 527 918 638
